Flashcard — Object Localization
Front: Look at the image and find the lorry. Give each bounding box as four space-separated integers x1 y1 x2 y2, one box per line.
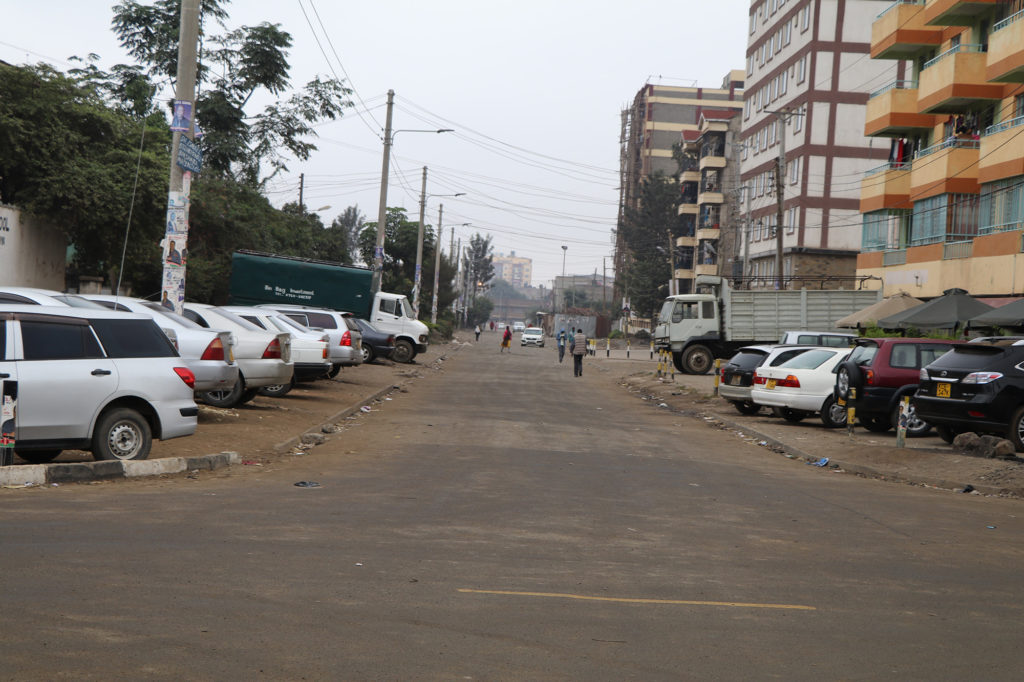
228 251 430 363
653 275 881 374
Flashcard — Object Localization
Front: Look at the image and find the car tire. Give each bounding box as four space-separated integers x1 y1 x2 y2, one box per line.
392 339 415 364
731 400 761 415
820 395 847 428
1007 406 1024 452
199 378 246 408
935 424 958 444
259 376 296 398
327 365 342 379
92 408 152 461
836 361 862 401
683 345 713 375
239 388 259 404
361 343 375 363
773 406 807 422
891 400 931 437
15 449 61 464
859 415 892 433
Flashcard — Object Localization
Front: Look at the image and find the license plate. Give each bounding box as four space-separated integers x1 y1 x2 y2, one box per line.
730 376 741 386
766 379 777 390
936 382 951 398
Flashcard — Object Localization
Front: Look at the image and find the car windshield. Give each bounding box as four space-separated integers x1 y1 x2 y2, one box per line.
778 349 837 370
525 328 541 334
726 350 767 369
658 300 674 324
848 343 878 366
143 302 204 329
270 314 310 334
399 298 414 319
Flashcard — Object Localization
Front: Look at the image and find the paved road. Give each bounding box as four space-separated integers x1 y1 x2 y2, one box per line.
2 338 1024 679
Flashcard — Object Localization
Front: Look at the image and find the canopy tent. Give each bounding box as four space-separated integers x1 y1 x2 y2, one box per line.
876 288 994 330
834 292 924 328
968 297 1024 328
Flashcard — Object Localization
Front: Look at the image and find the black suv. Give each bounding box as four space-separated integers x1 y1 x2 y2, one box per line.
915 342 1024 449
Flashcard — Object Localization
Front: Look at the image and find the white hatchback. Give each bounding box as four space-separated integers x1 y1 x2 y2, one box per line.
750 346 851 428
0 305 198 462
520 327 544 347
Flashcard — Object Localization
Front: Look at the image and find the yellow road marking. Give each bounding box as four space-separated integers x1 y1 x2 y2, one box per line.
458 589 815 611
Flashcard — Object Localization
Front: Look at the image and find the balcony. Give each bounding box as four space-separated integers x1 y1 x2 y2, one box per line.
860 162 913 212
865 81 936 136
979 115 1024 183
910 138 980 200
987 10 1024 82
699 145 726 170
924 0 1001 26
872 1 944 59
694 264 718 277
917 44 1005 113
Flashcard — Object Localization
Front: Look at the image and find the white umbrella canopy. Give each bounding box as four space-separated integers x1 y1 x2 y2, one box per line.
835 291 924 328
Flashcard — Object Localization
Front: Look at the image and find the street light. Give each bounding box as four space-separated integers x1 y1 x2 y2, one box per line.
561 245 567 313
415 183 465 318
431 218 469 324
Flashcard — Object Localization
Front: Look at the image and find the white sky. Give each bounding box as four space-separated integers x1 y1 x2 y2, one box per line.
2 0 750 287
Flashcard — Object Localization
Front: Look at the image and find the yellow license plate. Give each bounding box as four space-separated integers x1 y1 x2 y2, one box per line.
766 379 777 390
936 382 951 398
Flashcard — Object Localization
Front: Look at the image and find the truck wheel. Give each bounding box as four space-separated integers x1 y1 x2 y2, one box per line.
859 415 891 433
672 351 686 373
683 345 713 375
92 408 151 461
392 339 415 364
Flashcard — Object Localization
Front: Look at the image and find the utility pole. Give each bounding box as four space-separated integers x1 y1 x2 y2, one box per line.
454 236 461 318
159 0 200 314
430 203 444 324
743 181 752 286
767 108 799 290
371 89 395 297
298 173 304 211
602 257 607 310
413 166 427 318
667 228 675 297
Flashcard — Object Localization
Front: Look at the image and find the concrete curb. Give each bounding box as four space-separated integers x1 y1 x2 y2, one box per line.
0 452 240 487
273 384 398 453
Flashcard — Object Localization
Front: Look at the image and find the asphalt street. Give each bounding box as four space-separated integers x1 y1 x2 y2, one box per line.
2 336 1024 679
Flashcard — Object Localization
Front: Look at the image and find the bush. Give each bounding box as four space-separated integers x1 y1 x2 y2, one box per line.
634 328 651 340
427 319 453 342
608 329 624 339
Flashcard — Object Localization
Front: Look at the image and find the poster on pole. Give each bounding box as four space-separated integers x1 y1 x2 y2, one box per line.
170 100 192 133
161 175 191 314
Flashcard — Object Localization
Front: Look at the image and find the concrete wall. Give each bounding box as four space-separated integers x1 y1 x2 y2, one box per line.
0 204 66 288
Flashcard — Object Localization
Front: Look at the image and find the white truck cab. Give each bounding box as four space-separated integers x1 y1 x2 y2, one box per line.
372 292 429 363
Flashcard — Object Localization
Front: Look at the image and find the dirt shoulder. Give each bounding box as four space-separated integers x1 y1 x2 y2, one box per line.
613 365 1024 499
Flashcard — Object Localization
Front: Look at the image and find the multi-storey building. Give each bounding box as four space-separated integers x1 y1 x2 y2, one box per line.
857 0 1024 298
741 0 899 288
618 72 744 297
492 251 532 288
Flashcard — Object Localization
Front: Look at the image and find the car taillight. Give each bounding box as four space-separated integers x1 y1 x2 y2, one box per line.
200 337 225 361
776 375 801 388
387 336 395 345
919 368 929 381
340 330 351 347
865 369 874 385
963 371 1003 385
174 367 195 388
262 339 282 359
753 372 766 385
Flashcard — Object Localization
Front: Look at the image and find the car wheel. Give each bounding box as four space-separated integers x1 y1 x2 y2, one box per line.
15 449 61 464
732 400 761 415
891 400 931 437
820 395 847 428
683 344 713 375
859 415 892 433
392 339 415 364
935 424 958 444
259 376 295 398
327 365 342 379
199 378 245 408
1007 406 1024 452
836 361 863 401
92 408 152 461
361 343 375 363
773 406 807 422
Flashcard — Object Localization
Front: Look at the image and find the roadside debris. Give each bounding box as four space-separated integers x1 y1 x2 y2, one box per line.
294 481 321 488
809 457 830 467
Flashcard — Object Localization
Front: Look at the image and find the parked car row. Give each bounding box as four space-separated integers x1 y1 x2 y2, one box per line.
0 287 402 464
720 332 1024 452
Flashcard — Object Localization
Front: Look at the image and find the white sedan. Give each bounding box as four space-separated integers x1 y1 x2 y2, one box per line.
750 347 851 427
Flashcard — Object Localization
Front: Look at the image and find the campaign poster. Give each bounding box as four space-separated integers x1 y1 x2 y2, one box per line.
170 100 193 133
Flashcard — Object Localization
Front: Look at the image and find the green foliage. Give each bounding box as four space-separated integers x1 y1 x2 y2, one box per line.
859 325 960 340
427 319 453 342
484 278 526 301
466 297 494 327
608 329 624 339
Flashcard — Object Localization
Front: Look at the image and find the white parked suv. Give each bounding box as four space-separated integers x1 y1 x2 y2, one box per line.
0 305 198 462
182 303 294 408
520 327 544 347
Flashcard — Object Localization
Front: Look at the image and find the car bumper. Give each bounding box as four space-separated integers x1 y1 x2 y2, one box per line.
751 388 827 412
328 346 363 366
718 384 753 402
294 361 332 381
154 398 198 440
188 361 240 392
521 340 544 346
415 342 428 353
235 358 294 388
842 385 897 417
914 394 1011 434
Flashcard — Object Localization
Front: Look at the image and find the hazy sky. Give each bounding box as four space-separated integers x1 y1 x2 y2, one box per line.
2 1 750 287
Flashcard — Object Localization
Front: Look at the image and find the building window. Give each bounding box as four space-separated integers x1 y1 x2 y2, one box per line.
749 12 756 34
787 207 797 233
744 98 752 119
1015 94 1024 119
747 54 755 75
980 177 1024 234
911 194 979 245
794 106 804 132
798 56 807 83
770 78 778 101
789 158 799 184
769 121 777 145
760 129 768 151
780 71 788 95
784 21 792 45
862 209 911 251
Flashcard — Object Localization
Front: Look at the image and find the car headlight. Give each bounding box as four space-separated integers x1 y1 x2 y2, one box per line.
962 371 1003 384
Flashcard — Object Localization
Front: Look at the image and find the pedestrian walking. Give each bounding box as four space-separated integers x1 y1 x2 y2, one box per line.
474 324 481 341
571 327 587 377
556 328 567 363
501 325 512 353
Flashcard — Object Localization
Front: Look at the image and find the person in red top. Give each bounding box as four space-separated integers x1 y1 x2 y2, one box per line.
501 326 512 353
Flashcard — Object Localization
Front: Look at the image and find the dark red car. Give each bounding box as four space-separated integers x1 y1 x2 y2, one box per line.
834 337 962 436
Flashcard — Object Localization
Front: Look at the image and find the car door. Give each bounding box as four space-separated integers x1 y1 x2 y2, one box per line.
373 297 400 330
12 316 117 442
0 318 17 448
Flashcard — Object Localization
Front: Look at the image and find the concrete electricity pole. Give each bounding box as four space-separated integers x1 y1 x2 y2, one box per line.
667 229 675 297
768 108 799 290
413 166 428 317
159 0 200 314
430 203 444 324
371 89 395 297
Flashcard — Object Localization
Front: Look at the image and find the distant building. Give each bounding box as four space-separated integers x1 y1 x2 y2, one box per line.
492 251 532 288
553 274 614 312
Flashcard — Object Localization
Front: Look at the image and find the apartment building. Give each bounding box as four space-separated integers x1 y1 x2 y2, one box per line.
492 251 532 288
857 0 1024 298
618 73 744 296
741 0 899 288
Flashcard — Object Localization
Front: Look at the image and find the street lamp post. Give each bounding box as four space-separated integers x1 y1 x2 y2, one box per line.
560 245 567 313
414 178 464 319
431 216 469 324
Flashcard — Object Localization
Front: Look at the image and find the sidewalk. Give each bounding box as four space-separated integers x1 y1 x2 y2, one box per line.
591 351 1024 499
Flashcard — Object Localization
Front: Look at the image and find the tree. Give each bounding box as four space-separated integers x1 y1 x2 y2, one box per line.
466 297 494 328
323 205 364 265
462 233 494 306
111 0 353 184
619 172 684 318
